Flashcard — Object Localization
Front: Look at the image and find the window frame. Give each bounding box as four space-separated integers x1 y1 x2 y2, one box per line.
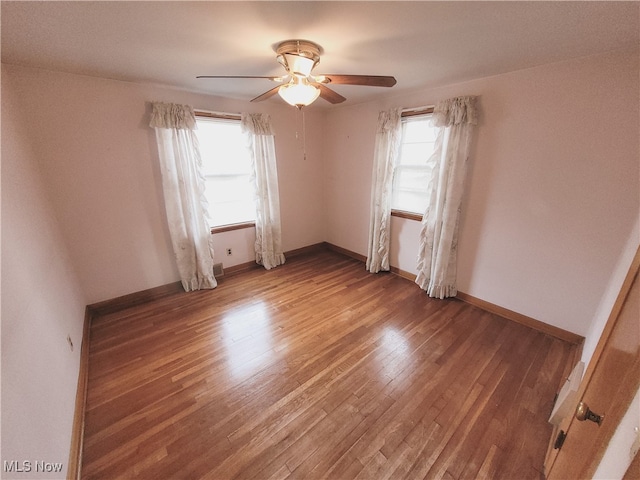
390 106 436 222
194 110 256 234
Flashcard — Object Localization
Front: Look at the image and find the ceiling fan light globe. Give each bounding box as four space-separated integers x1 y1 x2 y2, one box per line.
278 82 320 107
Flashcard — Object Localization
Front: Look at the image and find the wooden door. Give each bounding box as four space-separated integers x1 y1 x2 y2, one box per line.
546 246 640 479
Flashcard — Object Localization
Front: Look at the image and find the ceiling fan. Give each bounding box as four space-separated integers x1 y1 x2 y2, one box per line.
197 39 397 108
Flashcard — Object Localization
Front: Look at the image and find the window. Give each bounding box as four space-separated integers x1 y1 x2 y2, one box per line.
195 114 255 229
391 113 439 217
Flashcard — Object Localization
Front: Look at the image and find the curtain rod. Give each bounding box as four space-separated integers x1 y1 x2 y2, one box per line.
401 106 435 117
194 110 241 121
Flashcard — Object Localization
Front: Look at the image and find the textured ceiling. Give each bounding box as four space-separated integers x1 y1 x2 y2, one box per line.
2 1 638 107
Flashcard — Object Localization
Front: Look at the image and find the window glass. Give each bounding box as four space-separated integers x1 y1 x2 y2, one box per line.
195 117 255 227
391 115 439 215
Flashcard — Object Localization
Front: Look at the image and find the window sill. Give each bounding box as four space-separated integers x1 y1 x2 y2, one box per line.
211 222 256 234
391 210 423 222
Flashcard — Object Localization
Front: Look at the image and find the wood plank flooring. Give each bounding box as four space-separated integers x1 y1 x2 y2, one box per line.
81 251 576 479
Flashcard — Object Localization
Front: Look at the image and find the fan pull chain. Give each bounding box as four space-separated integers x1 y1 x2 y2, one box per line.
302 109 307 161
295 107 307 161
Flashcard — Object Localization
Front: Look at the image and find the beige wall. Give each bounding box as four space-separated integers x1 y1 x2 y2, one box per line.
1 69 87 478
324 49 639 337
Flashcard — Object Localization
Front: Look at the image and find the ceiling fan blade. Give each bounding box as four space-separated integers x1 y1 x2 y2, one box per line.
197 75 284 82
316 84 346 104
251 86 281 102
317 74 397 87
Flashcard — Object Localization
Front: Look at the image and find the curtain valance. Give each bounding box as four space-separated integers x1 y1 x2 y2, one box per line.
150 102 197 130
241 113 274 136
432 96 478 127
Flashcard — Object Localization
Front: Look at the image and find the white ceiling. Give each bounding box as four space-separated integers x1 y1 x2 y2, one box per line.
2 1 638 107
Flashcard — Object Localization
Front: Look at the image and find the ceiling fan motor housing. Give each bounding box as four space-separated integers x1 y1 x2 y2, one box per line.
276 40 322 77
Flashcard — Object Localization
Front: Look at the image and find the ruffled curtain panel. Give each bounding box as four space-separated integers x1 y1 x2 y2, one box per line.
241 113 285 270
366 108 403 273
415 96 478 298
150 102 217 291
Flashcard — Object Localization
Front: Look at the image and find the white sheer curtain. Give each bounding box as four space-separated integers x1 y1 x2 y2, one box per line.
415 96 478 298
241 113 285 270
150 102 217 291
366 108 403 273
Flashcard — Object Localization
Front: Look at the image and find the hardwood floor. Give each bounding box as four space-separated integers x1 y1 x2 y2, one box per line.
81 251 576 479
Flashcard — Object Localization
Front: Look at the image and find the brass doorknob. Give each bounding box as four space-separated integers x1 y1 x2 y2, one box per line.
575 401 604 425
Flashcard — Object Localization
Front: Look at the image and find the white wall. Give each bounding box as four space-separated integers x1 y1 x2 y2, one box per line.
1 69 87 478
323 102 379 254
324 49 639 336
2 64 325 304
